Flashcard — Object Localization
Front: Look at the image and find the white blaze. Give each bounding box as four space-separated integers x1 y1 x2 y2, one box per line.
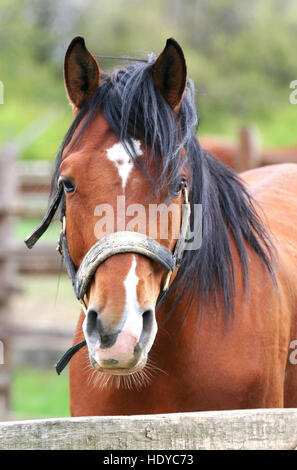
106 139 142 190
94 256 143 365
123 256 141 319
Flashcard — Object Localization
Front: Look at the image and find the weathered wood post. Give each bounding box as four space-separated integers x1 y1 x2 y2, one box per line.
0 143 18 417
236 126 261 172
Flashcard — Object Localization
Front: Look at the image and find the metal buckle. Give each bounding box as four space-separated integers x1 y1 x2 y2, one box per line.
56 216 66 256
79 298 88 315
62 216 66 235
161 183 189 292
56 239 62 255
182 183 189 204
163 270 172 292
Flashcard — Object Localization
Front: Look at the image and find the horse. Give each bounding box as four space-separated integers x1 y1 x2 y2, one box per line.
200 127 260 172
201 135 297 172
261 145 297 166
25 37 297 416
199 136 237 169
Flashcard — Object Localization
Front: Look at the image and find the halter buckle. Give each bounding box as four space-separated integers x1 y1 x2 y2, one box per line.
163 270 172 292
62 216 66 235
56 216 66 256
182 184 189 204
79 298 88 315
56 239 62 256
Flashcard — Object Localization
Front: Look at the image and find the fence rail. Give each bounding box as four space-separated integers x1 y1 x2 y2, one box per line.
0 408 296 450
12 243 64 274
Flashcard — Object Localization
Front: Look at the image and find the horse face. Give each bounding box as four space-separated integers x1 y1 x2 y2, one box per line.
61 37 187 375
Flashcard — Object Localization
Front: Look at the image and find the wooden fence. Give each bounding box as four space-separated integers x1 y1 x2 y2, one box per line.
0 408 296 450
0 144 18 414
14 160 63 274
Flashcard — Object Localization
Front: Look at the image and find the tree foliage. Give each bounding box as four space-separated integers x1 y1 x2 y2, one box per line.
0 0 296 158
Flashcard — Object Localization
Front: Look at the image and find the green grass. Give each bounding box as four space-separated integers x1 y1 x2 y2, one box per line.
11 368 70 419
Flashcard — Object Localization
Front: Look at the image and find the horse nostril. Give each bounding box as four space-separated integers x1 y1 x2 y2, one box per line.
99 331 118 349
86 309 98 336
142 309 154 332
137 309 154 351
85 309 119 349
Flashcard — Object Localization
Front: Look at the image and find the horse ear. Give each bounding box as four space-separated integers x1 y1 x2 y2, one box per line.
64 36 100 111
152 38 187 110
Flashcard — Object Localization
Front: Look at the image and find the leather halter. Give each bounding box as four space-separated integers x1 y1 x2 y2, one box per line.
24 181 191 373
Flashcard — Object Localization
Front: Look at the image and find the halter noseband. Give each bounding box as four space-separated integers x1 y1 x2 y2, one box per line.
24 182 191 374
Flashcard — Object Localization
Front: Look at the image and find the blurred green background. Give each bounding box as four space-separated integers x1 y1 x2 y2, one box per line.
1 0 297 161
0 0 296 419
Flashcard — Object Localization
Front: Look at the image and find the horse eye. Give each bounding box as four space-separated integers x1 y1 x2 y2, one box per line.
169 178 186 197
58 177 76 194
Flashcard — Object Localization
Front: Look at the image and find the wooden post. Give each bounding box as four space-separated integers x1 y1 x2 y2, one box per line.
236 126 261 172
0 143 18 417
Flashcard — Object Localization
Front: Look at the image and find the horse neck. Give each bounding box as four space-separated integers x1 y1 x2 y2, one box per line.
156 144 274 332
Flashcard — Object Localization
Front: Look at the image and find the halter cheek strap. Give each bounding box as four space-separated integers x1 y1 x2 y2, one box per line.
24 186 64 249
24 184 191 374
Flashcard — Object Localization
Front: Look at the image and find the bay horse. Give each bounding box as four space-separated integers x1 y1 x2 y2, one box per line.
201 135 297 172
26 37 297 416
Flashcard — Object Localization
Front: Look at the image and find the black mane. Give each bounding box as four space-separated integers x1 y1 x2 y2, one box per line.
52 57 276 322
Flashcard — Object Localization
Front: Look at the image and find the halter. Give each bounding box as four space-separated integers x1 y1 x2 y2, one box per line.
24 181 191 374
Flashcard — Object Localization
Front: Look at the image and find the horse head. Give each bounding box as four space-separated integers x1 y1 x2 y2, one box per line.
59 37 189 375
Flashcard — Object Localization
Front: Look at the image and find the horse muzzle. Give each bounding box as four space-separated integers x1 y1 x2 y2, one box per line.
83 307 157 375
